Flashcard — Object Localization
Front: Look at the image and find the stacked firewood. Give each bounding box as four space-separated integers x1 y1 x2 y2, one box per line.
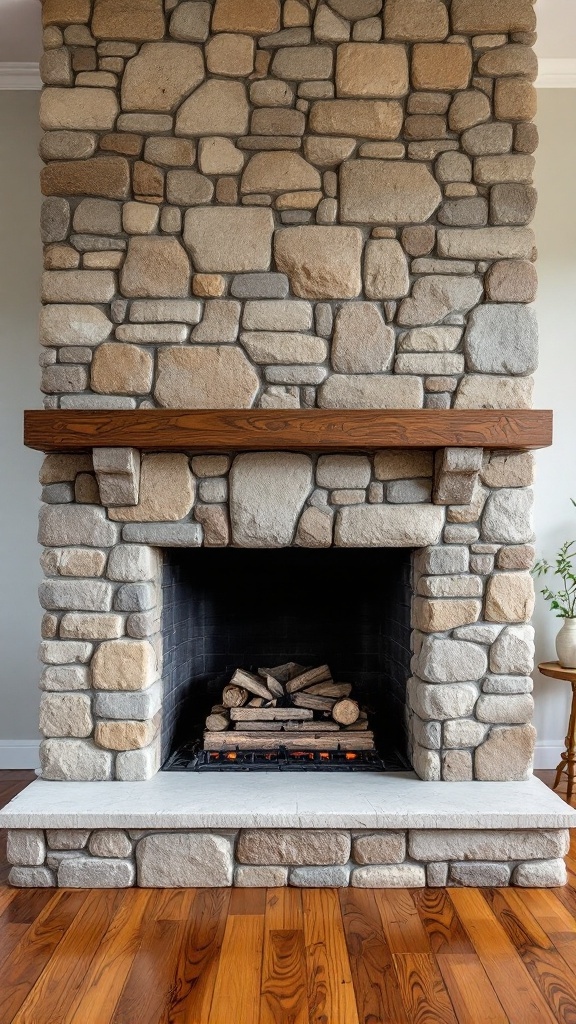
203 663 375 752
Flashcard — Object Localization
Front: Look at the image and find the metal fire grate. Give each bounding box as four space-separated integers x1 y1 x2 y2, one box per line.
163 742 409 772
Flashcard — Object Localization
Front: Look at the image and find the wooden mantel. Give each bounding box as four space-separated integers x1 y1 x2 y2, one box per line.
24 409 553 453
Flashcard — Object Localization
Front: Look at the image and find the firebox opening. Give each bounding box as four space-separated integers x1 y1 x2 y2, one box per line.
160 547 412 772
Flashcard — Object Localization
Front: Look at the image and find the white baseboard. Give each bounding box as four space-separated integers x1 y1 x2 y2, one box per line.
533 741 564 770
0 741 40 770
0 63 42 90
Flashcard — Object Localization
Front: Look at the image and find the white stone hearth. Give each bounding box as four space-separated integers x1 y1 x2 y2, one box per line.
2 773 574 831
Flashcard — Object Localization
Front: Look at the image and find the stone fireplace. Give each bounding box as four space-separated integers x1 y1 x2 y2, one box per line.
2 0 574 889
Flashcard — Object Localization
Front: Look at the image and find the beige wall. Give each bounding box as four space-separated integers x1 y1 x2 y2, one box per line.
0 88 574 765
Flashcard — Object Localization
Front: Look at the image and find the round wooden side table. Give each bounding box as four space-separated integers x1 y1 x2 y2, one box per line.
539 661 576 801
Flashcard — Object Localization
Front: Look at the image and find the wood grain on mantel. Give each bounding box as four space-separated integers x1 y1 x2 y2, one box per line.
24 409 553 452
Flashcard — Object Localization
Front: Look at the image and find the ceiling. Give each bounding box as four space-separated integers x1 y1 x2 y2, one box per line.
0 0 574 63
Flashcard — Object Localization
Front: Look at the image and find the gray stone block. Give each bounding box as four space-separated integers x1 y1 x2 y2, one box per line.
417 637 488 683
426 863 449 887
58 856 136 888
231 273 290 298
9 866 56 888
93 681 162 721
443 719 488 748
413 545 469 575
40 665 91 691
88 831 133 859
464 304 538 375
38 505 119 547
409 829 569 863
475 724 536 781
121 523 203 546
449 862 511 886
482 488 534 544
336 505 444 547
114 582 156 612
39 579 114 612
126 612 162 638
290 865 351 887
136 834 234 886
482 675 533 694
237 829 351 866
116 741 161 780
408 679 478 721
490 625 535 674
387 479 432 504
7 830 46 866
39 640 93 665
47 829 91 850
107 545 158 583
41 482 75 504
351 864 426 888
40 738 114 781
453 624 503 644
230 454 313 548
316 455 371 489
512 859 567 887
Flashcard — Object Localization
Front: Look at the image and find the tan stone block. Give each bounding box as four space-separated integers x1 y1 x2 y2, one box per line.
364 239 409 298
166 170 213 206
319 375 424 409
384 0 449 40
413 597 481 632
198 138 244 175
437 227 534 260
120 237 190 298
241 152 320 194
43 0 91 25
121 43 204 113
83 252 123 270
185 207 274 273
191 456 231 477
59 547 106 576
251 107 305 136
154 347 260 409
276 191 322 210
206 33 255 75
402 225 436 256
40 453 93 485
485 260 537 302
193 274 227 297
271 46 333 81
42 271 116 304
295 505 333 548
455 375 533 409
303 136 356 167
41 157 130 200
95 714 161 751
485 572 535 623
92 0 165 40
477 44 538 80
374 450 433 481
91 344 153 396
497 545 535 570
144 137 195 167
74 474 101 504
109 454 195 523
448 90 491 131
309 99 403 139
340 159 441 225
331 302 394 374
412 44 472 91
40 693 92 738
133 161 164 202
475 155 535 185
451 0 536 34
194 505 229 546
474 724 536 781
494 78 537 121
212 0 281 34
44 245 80 270
61 613 124 640
336 44 409 98
314 5 350 42
274 226 363 299
40 87 118 131
92 639 158 692
122 202 159 235
176 80 250 136
100 133 143 157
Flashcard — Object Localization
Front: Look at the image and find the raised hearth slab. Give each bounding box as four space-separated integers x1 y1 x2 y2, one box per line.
1 773 574 831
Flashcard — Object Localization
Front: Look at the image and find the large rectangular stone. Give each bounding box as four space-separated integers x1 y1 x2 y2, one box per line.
335 505 444 547
236 829 351 865
437 227 535 259
39 579 114 612
39 505 119 547
409 829 569 862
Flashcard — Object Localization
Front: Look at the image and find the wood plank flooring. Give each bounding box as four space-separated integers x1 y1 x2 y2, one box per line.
0 769 575 1024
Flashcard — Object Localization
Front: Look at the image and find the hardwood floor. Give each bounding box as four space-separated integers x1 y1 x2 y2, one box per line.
0 769 575 1024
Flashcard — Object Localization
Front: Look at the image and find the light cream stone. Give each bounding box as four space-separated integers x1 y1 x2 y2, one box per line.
242 152 321 194
91 344 153 396
120 237 190 298
241 331 327 364
364 239 409 298
413 597 482 632
340 160 441 223
40 693 92 738
250 79 294 107
230 453 313 547
91 639 157 691
206 33 255 75
352 832 406 865
384 0 449 40
109 454 195 522
454 375 533 409
309 99 403 139
122 202 159 235
40 738 113 781
474 724 536 781
319 375 423 409
332 302 394 373
212 0 281 34
7 830 47 867
485 572 535 623
155 346 259 408
303 136 356 166
295 506 333 548
92 0 165 40
121 42 204 112
412 43 472 91
137 833 234 886
336 505 444 546
336 44 408 98
235 865 289 887
437 227 534 260
243 300 313 332
352 864 426 887
89 831 133 859
176 80 250 137
184 207 274 273
274 226 363 299
61 614 124 641
40 305 112 347
40 88 118 131
198 138 244 175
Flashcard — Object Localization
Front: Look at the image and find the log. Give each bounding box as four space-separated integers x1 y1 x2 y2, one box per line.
292 693 337 712
205 711 230 732
343 720 370 731
211 704 227 714
286 664 332 694
222 684 248 708
264 674 284 698
234 721 283 731
332 698 360 725
303 682 352 698
231 707 314 721
248 697 265 707
258 662 304 683
233 720 340 732
230 668 273 701
203 730 376 751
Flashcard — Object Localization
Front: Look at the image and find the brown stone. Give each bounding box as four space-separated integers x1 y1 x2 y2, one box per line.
176 80 250 137
309 100 403 139
120 238 190 298
485 573 535 623
412 44 472 91
41 158 130 200
514 122 539 154
274 226 363 299
481 452 534 488
490 184 537 225
91 344 153 395
206 33 255 75
335 44 409 98
42 271 116 304
271 46 333 81
302 136 356 166
340 160 441 224
384 0 449 40
485 260 537 302
40 88 118 131
169 2 212 42
145 137 196 167
402 225 436 256
328 0 382 17
251 108 305 137
121 43 205 113
212 0 281 34
92 0 165 40
133 161 164 201
494 78 537 121
474 724 536 781
241 152 320 194
194 505 230 546
155 346 260 408
100 133 143 157
95 716 160 751
91 639 157 691
43 0 91 25
404 114 447 140
448 90 490 130
478 44 538 80
497 545 535 570
109 454 196 523
193 274 227 297
451 0 536 34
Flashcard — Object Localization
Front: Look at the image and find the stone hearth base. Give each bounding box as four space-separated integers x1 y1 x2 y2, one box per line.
2 774 574 889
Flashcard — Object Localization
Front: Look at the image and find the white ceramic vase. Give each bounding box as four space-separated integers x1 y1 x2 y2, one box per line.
556 618 576 668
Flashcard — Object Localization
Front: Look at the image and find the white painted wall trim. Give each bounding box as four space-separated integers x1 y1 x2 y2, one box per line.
0 63 42 90
537 58 576 88
0 741 40 770
533 740 564 770
0 58 576 90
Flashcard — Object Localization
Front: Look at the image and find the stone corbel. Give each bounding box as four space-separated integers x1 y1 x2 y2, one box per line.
93 448 141 507
433 447 483 506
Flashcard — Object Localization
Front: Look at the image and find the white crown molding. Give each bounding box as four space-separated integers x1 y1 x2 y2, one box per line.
0 57 575 90
537 57 576 87
0 62 42 90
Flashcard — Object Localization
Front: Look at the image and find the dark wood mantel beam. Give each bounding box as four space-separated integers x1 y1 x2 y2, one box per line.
23 409 553 453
